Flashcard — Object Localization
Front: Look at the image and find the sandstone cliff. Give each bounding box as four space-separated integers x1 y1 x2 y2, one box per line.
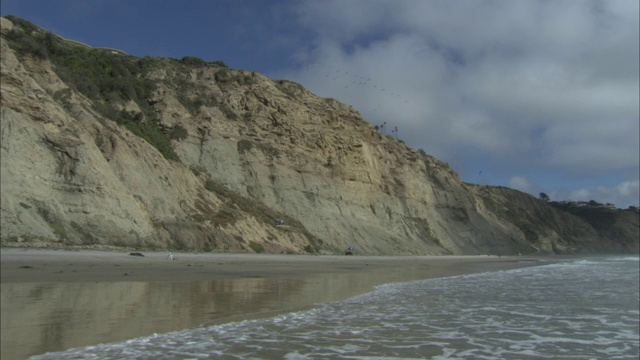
1 17 637 255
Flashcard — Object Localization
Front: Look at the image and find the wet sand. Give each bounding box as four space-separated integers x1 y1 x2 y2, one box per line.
1 248 552 359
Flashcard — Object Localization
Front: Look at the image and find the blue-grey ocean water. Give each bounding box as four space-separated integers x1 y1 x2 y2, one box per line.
32 257 639 360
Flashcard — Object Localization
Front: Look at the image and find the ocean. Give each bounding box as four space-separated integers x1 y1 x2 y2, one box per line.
32 257 639 359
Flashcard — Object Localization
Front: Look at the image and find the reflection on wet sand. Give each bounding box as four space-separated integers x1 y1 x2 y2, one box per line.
1 268 415 359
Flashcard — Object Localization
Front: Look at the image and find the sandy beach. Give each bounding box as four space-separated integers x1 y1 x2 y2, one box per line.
1 248 552 359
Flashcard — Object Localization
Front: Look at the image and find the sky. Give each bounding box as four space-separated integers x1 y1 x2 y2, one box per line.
2 0 638 208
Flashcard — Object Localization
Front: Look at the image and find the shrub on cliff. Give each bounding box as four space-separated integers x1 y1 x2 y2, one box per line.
4 16 49 58
116 110 180 161
169 125 189 141
3 16 184 161
180 56 207 67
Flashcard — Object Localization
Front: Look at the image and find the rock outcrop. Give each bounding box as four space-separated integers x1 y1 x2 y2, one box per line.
1 16 637 255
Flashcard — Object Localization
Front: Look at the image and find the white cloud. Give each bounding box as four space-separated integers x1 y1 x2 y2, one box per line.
276 0 639 206
509 177 639 208
566 180 640 208
617 180 640 197
508 176 535 194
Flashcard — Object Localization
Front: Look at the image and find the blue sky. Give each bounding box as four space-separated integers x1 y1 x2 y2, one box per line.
2 0 639 208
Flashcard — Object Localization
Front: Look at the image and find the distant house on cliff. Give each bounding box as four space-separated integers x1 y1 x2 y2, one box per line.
57 35 126 55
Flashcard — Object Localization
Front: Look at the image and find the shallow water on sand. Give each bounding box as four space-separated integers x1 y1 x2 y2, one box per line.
2 263 435 359
30 257 639 359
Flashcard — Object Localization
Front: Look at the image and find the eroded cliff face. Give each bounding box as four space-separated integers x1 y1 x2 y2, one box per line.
1 17 637 255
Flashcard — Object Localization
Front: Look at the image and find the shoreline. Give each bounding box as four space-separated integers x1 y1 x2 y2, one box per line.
1 248 556 359
0 247 550 284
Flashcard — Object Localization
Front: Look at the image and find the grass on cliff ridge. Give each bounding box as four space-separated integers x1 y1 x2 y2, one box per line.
3 15 232 162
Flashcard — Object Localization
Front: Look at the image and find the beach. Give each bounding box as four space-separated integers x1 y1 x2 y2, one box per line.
1 248 549 359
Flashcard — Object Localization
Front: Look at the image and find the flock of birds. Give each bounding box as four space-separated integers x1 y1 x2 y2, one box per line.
299 62 412 118
294 62 486 183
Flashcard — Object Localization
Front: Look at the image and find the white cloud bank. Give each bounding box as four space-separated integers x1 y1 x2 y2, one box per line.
273 0 639 207
563 180 639 208
509 177 639 208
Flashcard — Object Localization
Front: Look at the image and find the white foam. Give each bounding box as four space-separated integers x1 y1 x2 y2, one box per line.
605 256 640 262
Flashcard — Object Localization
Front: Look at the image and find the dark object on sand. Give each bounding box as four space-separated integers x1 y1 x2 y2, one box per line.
129 252 144 257
345 246 355 255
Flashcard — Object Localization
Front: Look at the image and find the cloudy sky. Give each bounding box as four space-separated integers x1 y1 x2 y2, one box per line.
2 0 638 208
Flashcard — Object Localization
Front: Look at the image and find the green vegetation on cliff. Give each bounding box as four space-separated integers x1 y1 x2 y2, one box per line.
3 16 229 162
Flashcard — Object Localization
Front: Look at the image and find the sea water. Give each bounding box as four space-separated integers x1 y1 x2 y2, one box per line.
32 257 639 359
